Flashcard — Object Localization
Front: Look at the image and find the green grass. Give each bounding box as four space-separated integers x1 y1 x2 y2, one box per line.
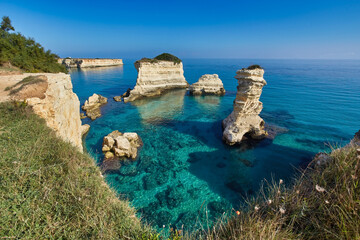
0 102 157 239
185 144 360 239
5 76 46 94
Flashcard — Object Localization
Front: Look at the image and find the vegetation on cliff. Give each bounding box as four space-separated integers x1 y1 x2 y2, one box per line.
0 16 67 73
0 102 157 239
136 53 182 64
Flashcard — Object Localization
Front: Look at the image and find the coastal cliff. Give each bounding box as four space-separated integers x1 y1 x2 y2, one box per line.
124 55 188 102
222 67 267 145
189 74 225 95
0 73 83 151
58 58 123 68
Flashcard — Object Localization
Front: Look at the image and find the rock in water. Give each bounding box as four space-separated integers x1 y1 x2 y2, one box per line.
81 124 90 136
113 96 122 102
124 54 189 102
102 130 143 159
222 66 267 145
81 93 107 120
189 74 225 95
351 130 360 146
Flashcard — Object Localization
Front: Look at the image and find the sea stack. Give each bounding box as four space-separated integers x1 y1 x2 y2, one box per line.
81 93 108 120
189 74 225 95
124 53 188 102
222 65 267 145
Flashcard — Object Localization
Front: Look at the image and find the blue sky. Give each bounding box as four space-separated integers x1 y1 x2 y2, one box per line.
1 0 360 59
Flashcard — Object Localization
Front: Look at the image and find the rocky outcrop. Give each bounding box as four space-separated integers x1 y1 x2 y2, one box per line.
350 130 360 146
1 73 84 151
102 130 143 159
58 58 123 68
222 67 267 145
124 60 188 102
189 74 225 95
81 93 107 120
81 124 90 136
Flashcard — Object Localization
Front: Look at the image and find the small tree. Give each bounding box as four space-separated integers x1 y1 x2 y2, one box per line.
1 16 15 32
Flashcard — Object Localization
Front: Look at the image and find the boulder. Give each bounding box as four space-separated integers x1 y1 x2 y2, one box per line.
113 96 122 102
189 74 225 95
81 93 107 120
81 124 90 136
102 130 143 160
222 66 267 145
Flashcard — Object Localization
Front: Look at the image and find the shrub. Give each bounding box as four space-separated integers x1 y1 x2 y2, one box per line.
154 53 182 63
246 64 263 70
0 17 67 73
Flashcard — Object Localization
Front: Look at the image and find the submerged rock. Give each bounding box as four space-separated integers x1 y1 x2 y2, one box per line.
124 54 189 102
222 66 267 145
102 130 143 160
81 93 107 120
189 74 225 95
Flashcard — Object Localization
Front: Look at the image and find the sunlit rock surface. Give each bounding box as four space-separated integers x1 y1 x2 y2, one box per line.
124 60 188 102
189 74 225 95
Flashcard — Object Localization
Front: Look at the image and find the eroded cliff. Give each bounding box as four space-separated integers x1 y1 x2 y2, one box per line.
1 73 84 151
58 58 123 68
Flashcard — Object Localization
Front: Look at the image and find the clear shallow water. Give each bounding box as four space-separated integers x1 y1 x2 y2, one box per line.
71 59 360 232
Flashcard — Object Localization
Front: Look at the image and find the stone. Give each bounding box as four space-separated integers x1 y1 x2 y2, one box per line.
351 130 360 146
81 124 90 136
222 67 267 145
102 130 142 160
81 93 107 120
104 151 115 159
80 112 87 119
113 96 122 102
189 74 225 95
124 58 189 102
121 88 132 98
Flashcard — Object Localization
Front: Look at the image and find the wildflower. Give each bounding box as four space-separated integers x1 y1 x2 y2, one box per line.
279 207 286 214
254 205 260 211
351 175 357 180
236 211 241 215
279 179 284 184
267 199 272 205
296 190 300 194
163 225 165 228
315 184 326 193
325 200 329 204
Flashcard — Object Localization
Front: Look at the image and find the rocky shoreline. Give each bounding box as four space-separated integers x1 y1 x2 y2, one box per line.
58 58 123 68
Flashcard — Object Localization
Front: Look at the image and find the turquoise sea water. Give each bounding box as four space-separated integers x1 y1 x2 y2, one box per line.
70 59 360 232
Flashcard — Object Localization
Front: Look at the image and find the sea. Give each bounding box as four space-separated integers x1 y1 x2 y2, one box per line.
70 59 360 232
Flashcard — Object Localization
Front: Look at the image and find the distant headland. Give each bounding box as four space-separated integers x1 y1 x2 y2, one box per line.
58 58 123 68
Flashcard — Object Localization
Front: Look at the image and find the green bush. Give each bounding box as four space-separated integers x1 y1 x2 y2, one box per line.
136 53 182 65
0 22 67 73
246 64 263 70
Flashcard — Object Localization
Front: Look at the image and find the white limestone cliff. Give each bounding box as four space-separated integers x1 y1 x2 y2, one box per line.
18 73 84 151
189 74 225 95
124 60 188 102
222 67 267 145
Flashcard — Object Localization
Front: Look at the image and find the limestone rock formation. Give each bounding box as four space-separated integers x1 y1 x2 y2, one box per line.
124 58 188 102
222 67 267 145
81 124 90 136
189 74 225 95
58 58 123 68
11 73 84 152
81 93 107 120
102 130 143 159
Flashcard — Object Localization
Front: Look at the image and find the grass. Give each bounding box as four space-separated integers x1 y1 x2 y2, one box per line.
0 101 157 239
184 144 360 239
5 75 46 94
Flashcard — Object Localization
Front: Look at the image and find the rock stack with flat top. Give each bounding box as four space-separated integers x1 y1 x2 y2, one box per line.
124 53 189 102
222 65 267 145
189 74 225 95
81 93 107 120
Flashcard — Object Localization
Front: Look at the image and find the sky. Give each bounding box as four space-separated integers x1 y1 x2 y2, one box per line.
1 0 360 59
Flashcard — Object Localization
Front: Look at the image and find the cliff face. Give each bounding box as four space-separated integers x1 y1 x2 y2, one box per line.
222 68 267 145
58 58 123 68
5 73 84 152
124 60 188 102
189 74 225 95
